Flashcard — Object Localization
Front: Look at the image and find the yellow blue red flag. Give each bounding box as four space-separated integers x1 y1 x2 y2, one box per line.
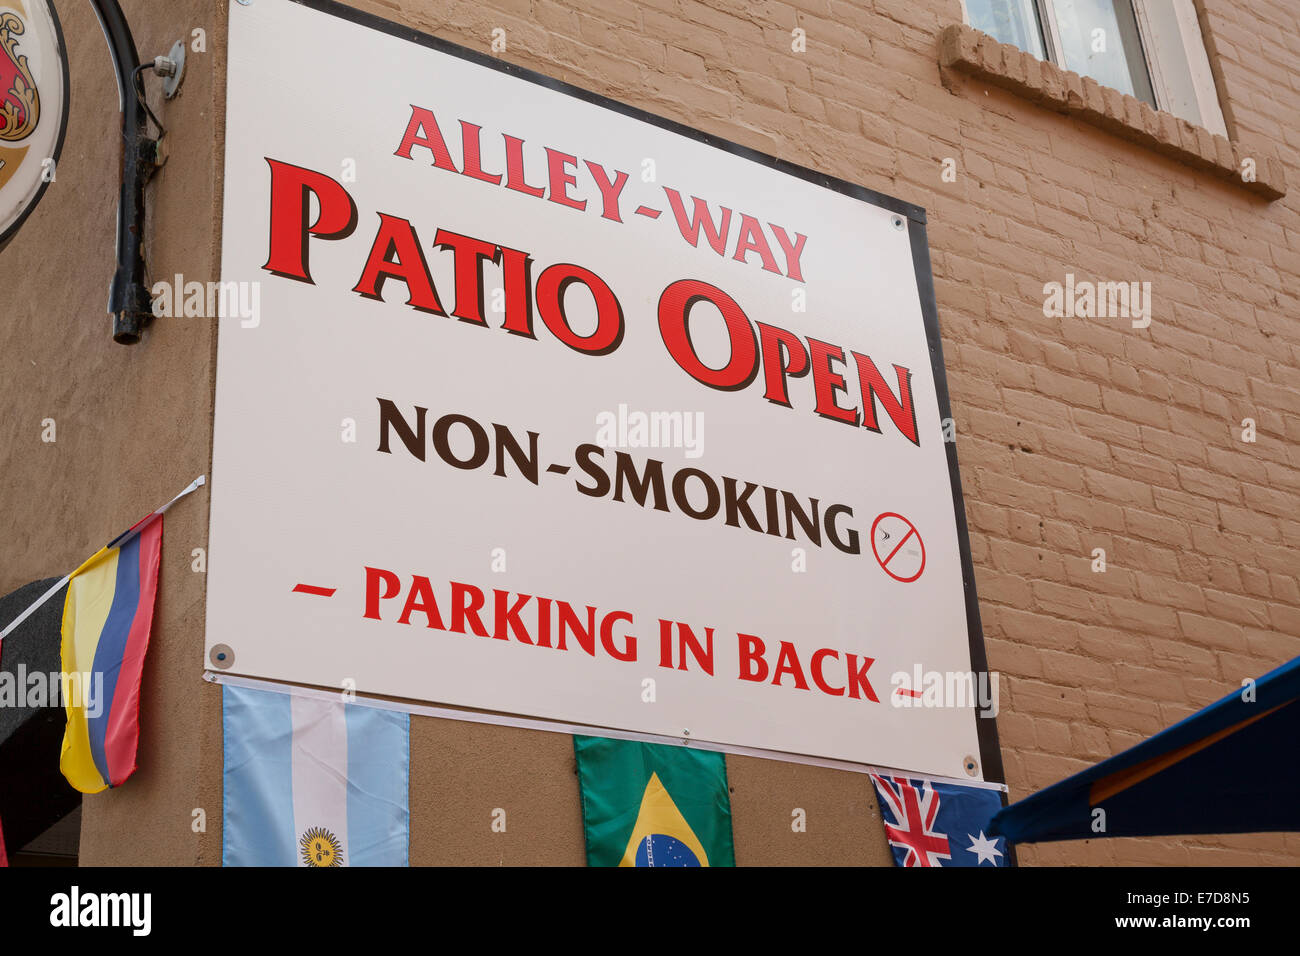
59 512 164 793
574 735 735 866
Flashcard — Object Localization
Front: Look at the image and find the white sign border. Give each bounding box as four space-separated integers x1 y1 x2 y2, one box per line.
205 670 1008 793
211 0 1008 788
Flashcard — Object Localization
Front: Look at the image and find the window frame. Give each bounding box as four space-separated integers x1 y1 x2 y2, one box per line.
1033 0 1067 68
1037 0 1155 107
960 0 1228 138
1129 0 1227 137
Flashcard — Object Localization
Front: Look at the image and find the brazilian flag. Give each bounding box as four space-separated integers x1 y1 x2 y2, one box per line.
574 736 736 867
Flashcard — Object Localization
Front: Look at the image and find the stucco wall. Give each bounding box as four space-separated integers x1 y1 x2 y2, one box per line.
3 0 1297 865
1 0 222 865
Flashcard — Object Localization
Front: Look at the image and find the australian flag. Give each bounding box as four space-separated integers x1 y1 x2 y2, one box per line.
870 772 1009 867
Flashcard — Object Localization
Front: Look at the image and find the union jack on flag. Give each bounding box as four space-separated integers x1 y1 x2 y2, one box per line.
870 772 1009 867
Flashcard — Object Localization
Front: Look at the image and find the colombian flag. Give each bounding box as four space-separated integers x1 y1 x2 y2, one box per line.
574 736 735 866
59 513 164 794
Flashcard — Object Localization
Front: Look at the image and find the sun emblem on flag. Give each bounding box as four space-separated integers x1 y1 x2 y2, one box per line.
0 11 40 143
299 827 343 867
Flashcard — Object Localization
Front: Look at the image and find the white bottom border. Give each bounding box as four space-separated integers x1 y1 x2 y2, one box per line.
205 670 1007 793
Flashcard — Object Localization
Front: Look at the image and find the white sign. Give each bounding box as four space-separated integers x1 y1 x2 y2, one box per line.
0 0 67 248
208 0 995 779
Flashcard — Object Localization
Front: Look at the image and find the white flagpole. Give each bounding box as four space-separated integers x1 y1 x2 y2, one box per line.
0 575 73 644
0 475 206 643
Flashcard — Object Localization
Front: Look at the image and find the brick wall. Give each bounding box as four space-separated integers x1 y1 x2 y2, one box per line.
343 0 1300 864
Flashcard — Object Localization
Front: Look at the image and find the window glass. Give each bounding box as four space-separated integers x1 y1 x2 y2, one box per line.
1050 0 1155 105
965 0 1047 60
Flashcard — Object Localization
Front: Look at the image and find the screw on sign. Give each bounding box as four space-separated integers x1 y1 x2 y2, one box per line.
871 512 925 583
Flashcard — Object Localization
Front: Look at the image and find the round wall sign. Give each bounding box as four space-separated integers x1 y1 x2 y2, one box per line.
0 0 68 249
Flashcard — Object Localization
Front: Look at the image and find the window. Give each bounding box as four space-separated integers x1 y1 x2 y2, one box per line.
961 0 1227 137
965 0 1047 60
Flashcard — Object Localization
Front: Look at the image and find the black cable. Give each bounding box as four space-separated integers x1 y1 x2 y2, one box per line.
90 0 152 344
132 63 165 137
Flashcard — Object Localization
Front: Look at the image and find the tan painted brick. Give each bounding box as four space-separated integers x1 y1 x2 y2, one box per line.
1148 636 1218 671
1032 580 1106 623
1243 481 1297 518
1134 572 1205 611
936 23 969 68
974 32 1003 75
1105 596 1182 640
1178 611 1248 651
1245 627 1300 661
997 606 1080 651
1217 502 1282 542
1014 453 1088 495
1177 464 1242 502
1116 663 1186 701
1053 490 1127 534
1061 70 1086 113
1073 408 1143 449
1008 678 1087 721
1038 58 1065 105
1111 448 1179 488
983 636 1044 679
999 42 1027 90
1203 588 1272 628
1123 508 1194 548
1032 717 1073 752
1137 102 1161 141
1083 76 1111 126
1101 389 1171 430
1269 574 1300 604
1084 468 1156 508
1193 125 1219 167
1110 536 1182 577
1270 604 1300 637
1041 518 1083 553
1084 689 1164 735
1076 625 1147 663
1095 83 1122 125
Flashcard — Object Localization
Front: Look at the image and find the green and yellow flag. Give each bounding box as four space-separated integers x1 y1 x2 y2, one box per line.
574 735 736 867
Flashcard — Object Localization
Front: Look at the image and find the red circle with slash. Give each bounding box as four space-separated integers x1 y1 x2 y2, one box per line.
871 512 926 583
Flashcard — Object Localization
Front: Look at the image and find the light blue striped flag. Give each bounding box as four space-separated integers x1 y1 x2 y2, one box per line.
222 683 409 866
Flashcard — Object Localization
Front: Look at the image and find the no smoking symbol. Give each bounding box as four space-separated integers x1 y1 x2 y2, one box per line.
871 512 925 583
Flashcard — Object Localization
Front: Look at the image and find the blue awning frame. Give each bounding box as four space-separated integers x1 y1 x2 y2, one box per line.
991 656 1300 843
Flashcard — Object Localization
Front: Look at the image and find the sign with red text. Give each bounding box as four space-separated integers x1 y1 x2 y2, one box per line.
0 0 67 250
207 0 996 779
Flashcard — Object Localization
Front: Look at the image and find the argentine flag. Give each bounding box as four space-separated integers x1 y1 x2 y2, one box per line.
222 683 409 866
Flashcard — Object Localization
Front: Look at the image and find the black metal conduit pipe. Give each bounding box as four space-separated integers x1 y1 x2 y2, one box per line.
89 0 155 344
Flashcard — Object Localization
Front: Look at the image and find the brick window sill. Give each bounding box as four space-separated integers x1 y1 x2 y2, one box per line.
938 24 1286 201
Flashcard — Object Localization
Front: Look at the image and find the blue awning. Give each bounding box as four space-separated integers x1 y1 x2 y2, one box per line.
990 656 1300 843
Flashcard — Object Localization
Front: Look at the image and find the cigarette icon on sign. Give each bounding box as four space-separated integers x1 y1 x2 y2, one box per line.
871 512 926 583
